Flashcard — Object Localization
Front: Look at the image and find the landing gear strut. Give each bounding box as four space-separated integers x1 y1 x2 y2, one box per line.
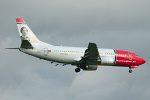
75 68 80 73
129 68 132 73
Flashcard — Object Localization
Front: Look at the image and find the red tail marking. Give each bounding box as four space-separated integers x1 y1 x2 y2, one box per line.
16 18 25 23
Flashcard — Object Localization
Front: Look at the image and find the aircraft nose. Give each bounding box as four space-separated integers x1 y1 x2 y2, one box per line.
139 57 146 65
141 58 146 64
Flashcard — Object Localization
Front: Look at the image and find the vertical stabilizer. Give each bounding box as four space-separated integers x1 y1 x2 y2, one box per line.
16 18 40 44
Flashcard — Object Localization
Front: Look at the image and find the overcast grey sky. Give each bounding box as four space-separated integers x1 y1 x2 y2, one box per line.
0 0 150 100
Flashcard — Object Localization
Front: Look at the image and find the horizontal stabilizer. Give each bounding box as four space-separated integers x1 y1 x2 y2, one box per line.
5 48 19 49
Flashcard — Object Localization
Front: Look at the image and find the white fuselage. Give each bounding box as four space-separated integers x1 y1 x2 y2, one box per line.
20 44 116 66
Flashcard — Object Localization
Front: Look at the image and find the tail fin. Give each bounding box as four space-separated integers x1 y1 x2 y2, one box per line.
16 18 40 49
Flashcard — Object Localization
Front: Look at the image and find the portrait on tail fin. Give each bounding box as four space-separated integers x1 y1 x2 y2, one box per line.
20 27 29 41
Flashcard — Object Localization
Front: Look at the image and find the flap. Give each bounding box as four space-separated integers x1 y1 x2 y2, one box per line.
80 43 101 65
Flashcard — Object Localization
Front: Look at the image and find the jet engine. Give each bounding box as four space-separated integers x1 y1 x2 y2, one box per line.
101 57 115 65
83 65 97 70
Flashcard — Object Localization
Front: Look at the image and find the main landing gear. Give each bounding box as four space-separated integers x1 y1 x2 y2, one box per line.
75 65 81 73
75 68 80 73
129 68 132 73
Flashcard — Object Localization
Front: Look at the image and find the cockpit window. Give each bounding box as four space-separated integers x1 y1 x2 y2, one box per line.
136 55 140 57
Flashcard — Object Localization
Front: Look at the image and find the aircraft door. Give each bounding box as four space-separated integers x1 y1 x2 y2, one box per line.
129 53 132 60
44 48 48 56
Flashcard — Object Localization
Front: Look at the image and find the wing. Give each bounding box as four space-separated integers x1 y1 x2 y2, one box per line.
79 43 101 65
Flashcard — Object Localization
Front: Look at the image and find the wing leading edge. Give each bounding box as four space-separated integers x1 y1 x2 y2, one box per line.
79 43 101 65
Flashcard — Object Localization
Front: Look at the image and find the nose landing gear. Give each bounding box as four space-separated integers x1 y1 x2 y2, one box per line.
129 69 132 73
129 68 132 73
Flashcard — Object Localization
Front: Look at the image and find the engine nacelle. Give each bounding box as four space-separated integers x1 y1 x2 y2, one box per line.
83 65 97 70
101 57 115 65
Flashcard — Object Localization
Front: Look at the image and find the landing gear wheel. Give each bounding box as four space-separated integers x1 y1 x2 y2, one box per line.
129 69 132 73
75 68 80 73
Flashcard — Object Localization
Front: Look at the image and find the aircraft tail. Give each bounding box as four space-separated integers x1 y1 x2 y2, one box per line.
16 18 42 49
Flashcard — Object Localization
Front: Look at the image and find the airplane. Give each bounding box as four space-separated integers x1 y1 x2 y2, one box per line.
6 18 146 73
